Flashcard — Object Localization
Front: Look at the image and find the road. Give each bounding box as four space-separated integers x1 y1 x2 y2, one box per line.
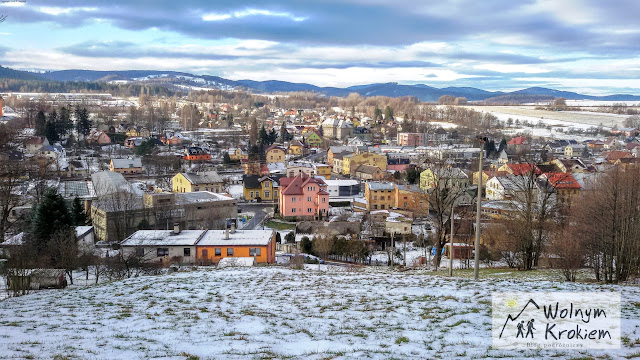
237 203 274 230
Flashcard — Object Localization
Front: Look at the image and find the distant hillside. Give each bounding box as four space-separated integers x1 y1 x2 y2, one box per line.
0 66 45 81
0 66 639 101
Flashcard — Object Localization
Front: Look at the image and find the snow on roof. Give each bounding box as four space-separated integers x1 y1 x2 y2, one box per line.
320 179 359 186
111 158 142 169
197 230 274 247
174 191 234 205
75 226 93 238
121 230 206 246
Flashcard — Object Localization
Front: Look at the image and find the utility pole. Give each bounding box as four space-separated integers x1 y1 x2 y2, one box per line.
475 137 485 281
449 201 454 277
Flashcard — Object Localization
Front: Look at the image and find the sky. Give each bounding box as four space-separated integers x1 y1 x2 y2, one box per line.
0 0 639 95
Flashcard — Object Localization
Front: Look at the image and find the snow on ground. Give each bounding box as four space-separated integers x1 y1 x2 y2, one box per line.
228 184 243 199
0 267 639 359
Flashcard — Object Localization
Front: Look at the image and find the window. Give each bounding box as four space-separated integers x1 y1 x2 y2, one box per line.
227 248 234 256
264 191 270 198
292 197 296 202
136 248 144 257
307 197 312 202
381 205 385 209
322 198 326 203
307 208 312 213
374 196 377 200
404 202 408 208
215 248 221 256
274 190 278 197
388 196 391 200
373 205 378 209
183 248 191 257
157 248 169 257
250 191 254 198
292 208 296 213
249 248 262 256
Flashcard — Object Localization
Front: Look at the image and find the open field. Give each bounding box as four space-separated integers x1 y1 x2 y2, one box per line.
464 105 629 129
1 267 639 359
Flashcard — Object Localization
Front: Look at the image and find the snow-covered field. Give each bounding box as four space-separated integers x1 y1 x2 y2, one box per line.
1 267 639 359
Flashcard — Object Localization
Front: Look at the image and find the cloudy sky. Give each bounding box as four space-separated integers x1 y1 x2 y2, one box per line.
0 0 638 94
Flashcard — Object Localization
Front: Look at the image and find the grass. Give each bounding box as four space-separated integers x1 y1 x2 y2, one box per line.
264 220 296 230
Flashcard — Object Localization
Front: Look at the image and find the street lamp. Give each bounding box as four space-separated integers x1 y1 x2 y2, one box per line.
474 136 487 281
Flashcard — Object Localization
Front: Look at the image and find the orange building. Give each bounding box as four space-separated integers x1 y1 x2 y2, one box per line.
182 147 211 161
196 229 276 264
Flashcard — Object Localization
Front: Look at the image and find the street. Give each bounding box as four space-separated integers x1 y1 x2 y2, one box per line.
237 203 274 230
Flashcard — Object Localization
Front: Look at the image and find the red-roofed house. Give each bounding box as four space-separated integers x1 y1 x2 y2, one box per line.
507 136 530 153
544 172 581 205
498 163 540 176
278 173 329 220
603 150 633 163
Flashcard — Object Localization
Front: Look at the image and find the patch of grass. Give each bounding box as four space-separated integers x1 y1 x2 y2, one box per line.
264 220 296 230
395 336 409 345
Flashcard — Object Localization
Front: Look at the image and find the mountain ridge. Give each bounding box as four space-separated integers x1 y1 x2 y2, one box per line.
1 66 639 102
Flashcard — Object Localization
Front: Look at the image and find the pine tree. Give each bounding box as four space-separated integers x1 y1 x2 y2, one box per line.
31 188 73 255
249 117 258 145
498 138 507 153
280 121 290 142
59 106 73 138
75 107 92 137
45 110 59 143
71 197 87 226
258 125 268 145
384 106 394 121
35 111 46 136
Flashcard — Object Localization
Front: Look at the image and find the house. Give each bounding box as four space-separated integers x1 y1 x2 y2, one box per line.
242 174 280 201
332 154 346 174
288 139 305 156
196 229 276 264
90 192 237 243
550 158 587 173
419 167 469 191
397 133 425 147
109 158 143 175
76 226 95 253
564 144 587 157
327 146 355 165
265 145 286 163
278 173 329 220
472 170 508 186
124 137 145 149
286 163 316 178
354 164 385 181
228 148 248 162
342 152 387 176
314 164 332 180
321 118 354 140
394 184 428 214
302 130 324 148
497 163 539 176
87 130 111 145
602 150 633 163
172 171 224 193
322 179 360 199
610 127 640 137
507 136 530 153
485 175 523 201
385 211 413 235
182 147 211 161
67 160 89 178
614 157 640 169
364 182 396 211
542 172 581 205
7 269 67 290
120 227 205 264
25 136 49 154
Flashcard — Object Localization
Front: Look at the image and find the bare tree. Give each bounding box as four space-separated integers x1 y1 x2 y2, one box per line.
48 226 79 285
0 160 26 242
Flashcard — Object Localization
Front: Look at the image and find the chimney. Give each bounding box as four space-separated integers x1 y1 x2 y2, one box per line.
173 224 180 234
225 227 229 240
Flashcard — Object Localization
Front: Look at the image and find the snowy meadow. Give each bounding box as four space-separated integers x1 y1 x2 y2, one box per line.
0 267 639 359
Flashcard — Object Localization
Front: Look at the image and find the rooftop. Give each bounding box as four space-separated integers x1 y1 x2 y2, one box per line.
197 230 274 246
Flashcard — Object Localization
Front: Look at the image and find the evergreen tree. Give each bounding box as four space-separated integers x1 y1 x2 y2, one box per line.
268 129 278 144
384 106 394 121
59 106 73 137
498 138 507 153
35 111 46 136
249 117 258 145
280 121 291 142
223 152 232 164
31 188 73 255
71 197 87 226
135 139 156 156
258 125 268 145
45 110 59 143
374 107 383 121
75 107 92 137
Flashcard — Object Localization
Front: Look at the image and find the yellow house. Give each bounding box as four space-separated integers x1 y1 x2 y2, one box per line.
419 167 469 191
288 139 305 156
342 152 387 176
314 164 332 180
125 127 139 137
242 174 279 201
364 182 396 211
265 145 286 163
172 171 224 193
229 148 248 161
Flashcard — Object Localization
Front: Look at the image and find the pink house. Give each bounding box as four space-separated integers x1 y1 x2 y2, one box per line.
397 133 425 147
279 173 329 221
